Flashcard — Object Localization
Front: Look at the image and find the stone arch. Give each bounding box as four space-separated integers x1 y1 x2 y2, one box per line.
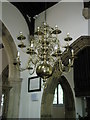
60 76 75 118
41 36 90 119
1 20 22 118
1 20 19 79
41 74 75 118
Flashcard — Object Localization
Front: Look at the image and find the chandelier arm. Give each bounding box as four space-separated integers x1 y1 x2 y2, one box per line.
56 38 62 52
70 57 74 67
58 58 64 73
68 66 72 73
28 56 32 63
20 47 28 53
48 55 55 68
29 68 35 75
14 53 21 70
29 64 36 75
63 58 74 73
16 62 21 70
50 55 55 62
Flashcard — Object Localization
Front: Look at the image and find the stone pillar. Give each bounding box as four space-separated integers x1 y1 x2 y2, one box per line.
41 93 54 119
7 78 22 118
41 69 62 120
2 85 12 118
65 92 76 118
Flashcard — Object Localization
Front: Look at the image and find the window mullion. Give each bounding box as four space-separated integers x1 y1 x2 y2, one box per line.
57 84 58 104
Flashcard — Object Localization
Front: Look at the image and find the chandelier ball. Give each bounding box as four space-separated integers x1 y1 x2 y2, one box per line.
36 62 53 79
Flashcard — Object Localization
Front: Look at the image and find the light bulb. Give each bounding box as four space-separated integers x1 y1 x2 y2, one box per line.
71 49 74 56
17 52 20 57
37 27 40 31
54 45 58 50
67 33 70 37
69 59 71 65
20 32 22 35
55 25 58 29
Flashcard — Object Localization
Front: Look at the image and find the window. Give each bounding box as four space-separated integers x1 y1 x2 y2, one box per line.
53 84 63 104
0 94 4 116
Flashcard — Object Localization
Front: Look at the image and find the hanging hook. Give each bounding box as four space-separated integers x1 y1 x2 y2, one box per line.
45 1 47 22
27 14 31 22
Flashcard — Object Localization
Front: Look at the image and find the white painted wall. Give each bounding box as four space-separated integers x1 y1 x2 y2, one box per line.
35 1 88 118
0 1 2 21
36 2 88 50
1 2 43 118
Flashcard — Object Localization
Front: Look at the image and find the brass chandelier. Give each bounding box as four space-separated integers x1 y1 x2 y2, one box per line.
14 22 74 85
13 3 75 87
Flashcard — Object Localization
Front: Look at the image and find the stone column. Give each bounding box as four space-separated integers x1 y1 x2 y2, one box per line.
2 85 12 118
65 92 76 118
7 78 22 118
41 69 62 120
41 93 54 119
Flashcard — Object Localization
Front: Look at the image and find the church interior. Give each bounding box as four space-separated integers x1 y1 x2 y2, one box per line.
0 0 90 119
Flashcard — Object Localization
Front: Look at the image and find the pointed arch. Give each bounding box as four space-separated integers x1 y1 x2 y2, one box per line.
1 20 21 118
41 75 75 118
41 36 90 119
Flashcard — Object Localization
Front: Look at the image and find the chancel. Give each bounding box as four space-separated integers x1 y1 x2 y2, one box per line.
0 0 90 119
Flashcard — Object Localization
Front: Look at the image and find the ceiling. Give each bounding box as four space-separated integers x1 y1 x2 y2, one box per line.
11 2 57 17
11 2 57 34
11 1 90 34
84 1 90 7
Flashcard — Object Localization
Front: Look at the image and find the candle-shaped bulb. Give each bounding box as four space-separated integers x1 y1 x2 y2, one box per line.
16 52 20 62
44 22 46 26
54 44 58 50
71 49 74 56
17 52 20 57
55 25 58 29
31 41 34 48
62 64 64 68
69 59 71 64
20 32 22 35
37 27 40 31
67 33 70 37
